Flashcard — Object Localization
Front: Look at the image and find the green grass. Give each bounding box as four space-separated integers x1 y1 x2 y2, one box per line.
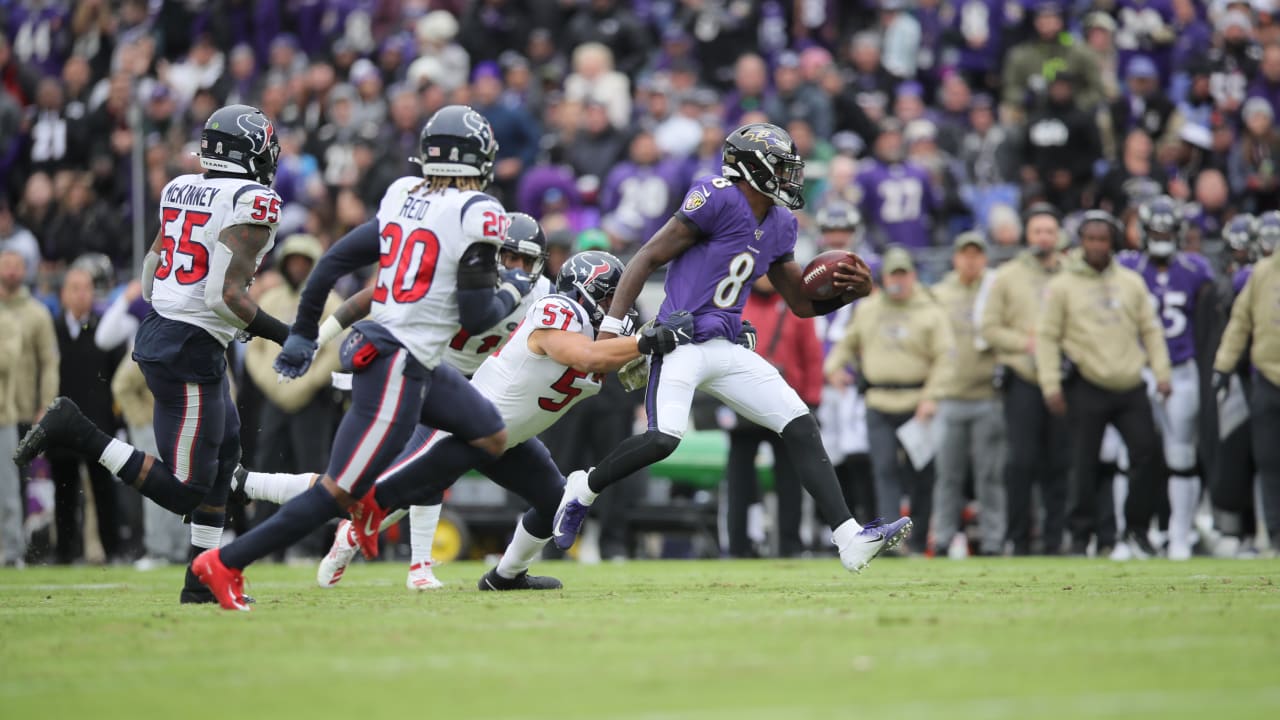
1 559 1278 719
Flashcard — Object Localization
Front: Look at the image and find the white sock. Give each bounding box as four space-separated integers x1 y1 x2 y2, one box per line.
190 523 223 550
378 507 409 533
574 470 599 506
496 519 548 579
245 472 315 504
1168 476 1200 545
831 518 863 548
409 504 441 566
98 438 135 475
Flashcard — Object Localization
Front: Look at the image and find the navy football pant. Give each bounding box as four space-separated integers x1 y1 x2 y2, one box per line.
132 371 240 515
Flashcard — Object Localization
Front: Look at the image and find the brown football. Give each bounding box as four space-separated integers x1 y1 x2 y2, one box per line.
801 250 864 300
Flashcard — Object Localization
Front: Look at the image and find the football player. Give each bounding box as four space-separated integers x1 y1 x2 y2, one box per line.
189 105 540 610
553 123 913 573
307 212 554 590
14 104 289 603
1117 195 1217 560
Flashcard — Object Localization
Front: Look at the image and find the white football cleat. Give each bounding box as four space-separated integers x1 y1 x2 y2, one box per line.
317 519 358 588
1167 540 1192 561
836 517 913 573
406 561 444 591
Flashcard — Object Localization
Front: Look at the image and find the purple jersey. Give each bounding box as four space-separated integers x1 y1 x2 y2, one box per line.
7 1 72 77
1233 265 1253 296
601 160 685 246
661 176 797 342
1118 250 1214 364
950 0 1008 74
855 161 937 249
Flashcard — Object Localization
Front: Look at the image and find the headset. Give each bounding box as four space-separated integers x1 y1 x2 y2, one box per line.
1077 209 1125 252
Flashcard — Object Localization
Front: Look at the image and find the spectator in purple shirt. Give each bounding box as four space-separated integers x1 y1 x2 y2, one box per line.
856 119 938 250
1246 43 1280 119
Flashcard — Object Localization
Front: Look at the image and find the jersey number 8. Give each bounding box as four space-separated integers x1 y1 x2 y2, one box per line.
374 221 441 304
712 252 756 308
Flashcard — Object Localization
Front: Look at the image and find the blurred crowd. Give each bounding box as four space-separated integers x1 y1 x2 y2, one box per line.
1 0 1278 565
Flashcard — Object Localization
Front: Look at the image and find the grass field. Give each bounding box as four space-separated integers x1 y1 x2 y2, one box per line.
1 558 1278 720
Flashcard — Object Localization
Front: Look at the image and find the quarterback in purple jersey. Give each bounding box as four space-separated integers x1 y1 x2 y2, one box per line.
1117 195 1216 560
551 122 913 574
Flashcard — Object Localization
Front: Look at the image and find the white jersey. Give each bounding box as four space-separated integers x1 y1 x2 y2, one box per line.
370 177 507 369
442 275 552 376
150 173 281 345
471 294 603 448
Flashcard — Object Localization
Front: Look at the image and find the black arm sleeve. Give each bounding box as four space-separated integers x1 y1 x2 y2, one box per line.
245 309 291 346
292 220 381 340
456 241 518 334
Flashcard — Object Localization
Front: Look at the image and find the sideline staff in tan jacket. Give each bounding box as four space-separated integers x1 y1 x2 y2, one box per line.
1036 211 1170 556
825 247 951 553
978 204 1069 555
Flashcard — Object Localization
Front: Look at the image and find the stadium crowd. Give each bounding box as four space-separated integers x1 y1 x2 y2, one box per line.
0 0 1277 566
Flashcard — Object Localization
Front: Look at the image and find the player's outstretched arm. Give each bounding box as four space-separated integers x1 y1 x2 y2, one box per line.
598 217 699 338
206 223 291 345
316 287 374 347
529 328 641 374
767 257 872 318
292 220 382 341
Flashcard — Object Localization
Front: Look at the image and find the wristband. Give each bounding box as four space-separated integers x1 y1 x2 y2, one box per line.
317 316 343 347
599 315 627 336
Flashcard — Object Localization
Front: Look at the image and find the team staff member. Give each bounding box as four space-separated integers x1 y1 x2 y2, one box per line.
979 204 1069 555
1212 240 1280 549
826 247 953 554
931 232 1006 558
1037 211 1171 557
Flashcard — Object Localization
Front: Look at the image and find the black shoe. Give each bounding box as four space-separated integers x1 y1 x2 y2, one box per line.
179 563 254 604
477 567 562 591
229 465 250 506
13 397 97 467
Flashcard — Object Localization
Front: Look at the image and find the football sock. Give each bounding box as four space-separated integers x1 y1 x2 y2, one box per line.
570 470 599 506
496 518 548 579
375 437 494 510
587 430 680 494
831 518 864 548
189 507 225 550
118 451 206 515
219 484 342 570
409 504 442 566
98 438 135 475
244 471 316 505
780 415 855 528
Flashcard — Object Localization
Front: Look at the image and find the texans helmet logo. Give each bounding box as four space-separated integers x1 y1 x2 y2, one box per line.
237 112 275 155
462 110 496 155
582 259 611 287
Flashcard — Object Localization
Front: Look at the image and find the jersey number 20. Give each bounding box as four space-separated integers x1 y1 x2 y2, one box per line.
374 221 440 303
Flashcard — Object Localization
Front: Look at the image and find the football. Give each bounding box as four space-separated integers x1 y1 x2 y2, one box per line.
801 250 863 300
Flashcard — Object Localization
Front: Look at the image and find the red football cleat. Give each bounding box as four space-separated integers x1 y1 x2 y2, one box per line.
348 491 388 560
191 549 251 611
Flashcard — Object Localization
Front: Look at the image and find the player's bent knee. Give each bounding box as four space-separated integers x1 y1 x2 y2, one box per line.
470 429 507 457
780 413 822 444
649 430 681 460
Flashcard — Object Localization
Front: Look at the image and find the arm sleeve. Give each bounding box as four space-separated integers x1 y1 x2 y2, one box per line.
292 220 381 340
1035 283 1066 396
456 241 519 334
1137 279 1172 384
1214 273 1255 373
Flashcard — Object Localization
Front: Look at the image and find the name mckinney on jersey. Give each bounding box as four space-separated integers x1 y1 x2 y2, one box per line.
163 183 222 207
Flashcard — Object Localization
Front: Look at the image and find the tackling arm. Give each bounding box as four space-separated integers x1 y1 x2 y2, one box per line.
529 328 641 374
205 223 290 345
598 217 700 338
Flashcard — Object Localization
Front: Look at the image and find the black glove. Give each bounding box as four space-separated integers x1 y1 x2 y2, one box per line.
499 267 534 297
737 320 757 351
274 333 319 378
665 310 695 346
1212 370 1231 403
620 308 641 337
637 324 677 355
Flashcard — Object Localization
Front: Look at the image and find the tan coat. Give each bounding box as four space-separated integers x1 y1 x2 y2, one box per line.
1036 254 1171 396
110 357 153 429
825 289 954 415
932 270 997 401
0 310 23 426
0 288 58 421
1214 254 1280 386
244 284 343 413
980 251 1061 384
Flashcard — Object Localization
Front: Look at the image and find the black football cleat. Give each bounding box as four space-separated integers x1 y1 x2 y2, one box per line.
13 397 96 467
229 465 250 506
477 567 562 591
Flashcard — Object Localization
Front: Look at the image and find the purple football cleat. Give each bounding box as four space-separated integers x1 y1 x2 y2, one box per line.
551 470 593 550
837 516 913 573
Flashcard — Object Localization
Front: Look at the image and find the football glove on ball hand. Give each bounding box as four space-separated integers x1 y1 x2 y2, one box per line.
274 333 318 379
737 320 757 351
664 310 695 345
499 268 534 297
